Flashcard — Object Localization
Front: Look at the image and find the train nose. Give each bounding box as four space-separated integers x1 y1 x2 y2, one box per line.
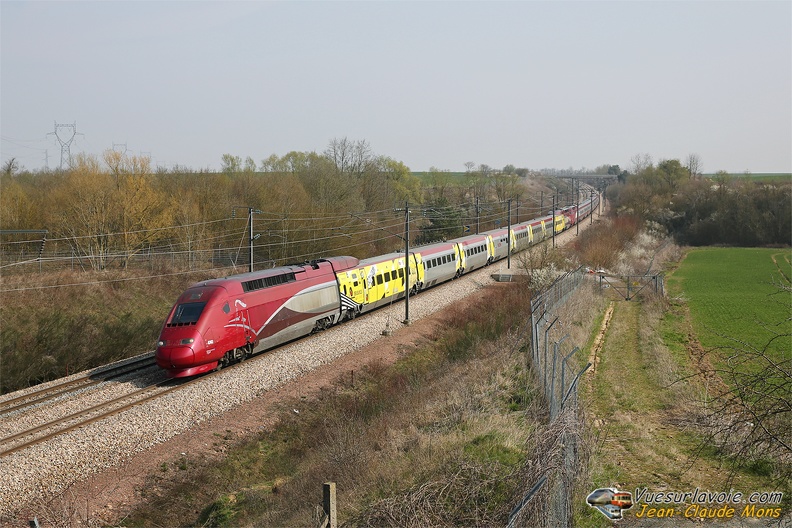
155 346 195 369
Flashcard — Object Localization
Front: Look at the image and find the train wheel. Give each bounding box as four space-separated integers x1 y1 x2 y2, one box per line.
216 353 230 371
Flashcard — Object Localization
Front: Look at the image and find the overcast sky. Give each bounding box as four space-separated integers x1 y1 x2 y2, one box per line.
2 1 790 174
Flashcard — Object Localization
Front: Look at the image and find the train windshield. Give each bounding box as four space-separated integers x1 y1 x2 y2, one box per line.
170 302 207 325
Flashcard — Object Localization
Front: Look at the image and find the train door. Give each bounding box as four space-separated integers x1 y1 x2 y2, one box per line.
233 298 255 344
364 265 379 303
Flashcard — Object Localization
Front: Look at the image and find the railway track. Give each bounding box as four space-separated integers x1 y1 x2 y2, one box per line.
0 354 157 417
0 378 173 457
0 350 269 458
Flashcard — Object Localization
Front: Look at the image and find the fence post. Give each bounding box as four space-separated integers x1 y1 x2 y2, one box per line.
319 482 337 528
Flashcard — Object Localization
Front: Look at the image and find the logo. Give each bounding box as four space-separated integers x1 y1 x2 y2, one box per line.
587 487 633 520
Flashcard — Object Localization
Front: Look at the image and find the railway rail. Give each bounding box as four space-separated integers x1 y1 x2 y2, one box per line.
0 378 176 457
0 354 156 416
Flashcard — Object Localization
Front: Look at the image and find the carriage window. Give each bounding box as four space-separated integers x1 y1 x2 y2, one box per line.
377 275 383 285
384 271 391 281
169 302 207 326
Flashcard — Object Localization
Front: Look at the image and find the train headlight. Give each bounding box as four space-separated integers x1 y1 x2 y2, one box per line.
157 340 166 347
180 338 195 345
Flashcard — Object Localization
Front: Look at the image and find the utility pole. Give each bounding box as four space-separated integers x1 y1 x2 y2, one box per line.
475 197 480 234
507 199 512 270
249 208 255 272
552 194 557 248
403 201 411 325
233 206 261 272
575 180 580 236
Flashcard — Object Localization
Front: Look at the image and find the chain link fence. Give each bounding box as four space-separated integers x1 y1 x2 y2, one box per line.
508 267 592 527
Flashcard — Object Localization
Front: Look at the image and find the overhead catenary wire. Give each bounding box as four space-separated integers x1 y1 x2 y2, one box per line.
1 188 596 292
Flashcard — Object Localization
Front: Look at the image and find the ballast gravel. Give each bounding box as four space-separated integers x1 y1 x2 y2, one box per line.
0 268 505 519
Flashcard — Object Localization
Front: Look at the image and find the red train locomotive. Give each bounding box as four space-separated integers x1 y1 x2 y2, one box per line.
155 256 359 377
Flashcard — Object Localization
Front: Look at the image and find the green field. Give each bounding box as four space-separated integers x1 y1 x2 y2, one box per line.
703 173 792 183
667 247 792 360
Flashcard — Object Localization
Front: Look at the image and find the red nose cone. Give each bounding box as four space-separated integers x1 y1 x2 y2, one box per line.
155 346 195 369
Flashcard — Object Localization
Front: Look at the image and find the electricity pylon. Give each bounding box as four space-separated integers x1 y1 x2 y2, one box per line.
47 122 83 169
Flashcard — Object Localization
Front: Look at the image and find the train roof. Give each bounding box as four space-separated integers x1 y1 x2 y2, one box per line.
194 256 359 288
358 251 409 266
447 233 489 244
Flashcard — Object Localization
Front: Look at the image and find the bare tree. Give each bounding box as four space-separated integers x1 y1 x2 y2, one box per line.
688 337 791 483
2 157 19 176
685 153 703 179
629 153 653 175
324 137 373 177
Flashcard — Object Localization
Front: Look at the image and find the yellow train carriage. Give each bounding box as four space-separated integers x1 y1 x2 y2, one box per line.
554 213 567 233
337 251 422 315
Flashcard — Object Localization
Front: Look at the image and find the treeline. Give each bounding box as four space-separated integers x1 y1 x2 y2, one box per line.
607 159 791 246
0 139 551 276
0 140 410 271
